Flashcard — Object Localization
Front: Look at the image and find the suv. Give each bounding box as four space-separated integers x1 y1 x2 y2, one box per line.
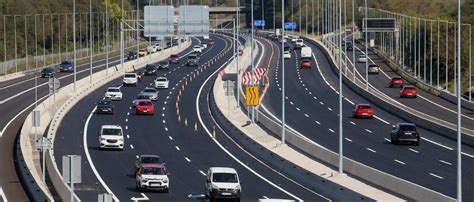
98 125 124 150
104 87 123 101
169 54 179 63
135 155 163 173
391 123 420 146
144 64 157 76
59 61 74 72
123 73 138 86
136 164 170 192
127 51 138 60
193 45 203 53
295 39 304 49
96 98 115 114
187 54 199 66
205 167 241 201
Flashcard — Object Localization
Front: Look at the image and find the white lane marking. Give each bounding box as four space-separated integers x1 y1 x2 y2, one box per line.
127 112 130 116
319 102 324 105
0 94 48 137
350 121 356 125
308 92 312 95
126 134 130 139
462 152 474 158
196 51 304 201
304 114 309 117
409 148 419 153
344 97 355 105
290 101 294 105
262 196 269 199
125 119 128 122
162 120 166 124
130 144 134 149
366 148 377 153
374 116 390 125
164 101 167 104
328 107 332 111
169 136 173 140
166 96 170 100
420 137 454 151
328 129 335 133
315 121 321 125
345 138 353 142
129 107 132 110
0 186 7 202
384 138 391 142
162 113 165 117
199 170 206 176
365 129 372 133
429 173 444 179
125 126 128 130
185 157 191 162
175 146 180 151
165 127 168 132
394 159 406 165
136 155 139 159
439 160 452 166
83 107 119 201
296 107 300 111
313 96 317 100
162 107 165 111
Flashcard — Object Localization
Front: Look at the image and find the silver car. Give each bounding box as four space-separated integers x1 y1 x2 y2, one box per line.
140 87 158 101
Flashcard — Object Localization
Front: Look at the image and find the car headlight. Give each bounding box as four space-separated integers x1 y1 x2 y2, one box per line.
142 179 148 183
211 184 219 190
163 179 168 183
100 138 106 141
119 138 124 142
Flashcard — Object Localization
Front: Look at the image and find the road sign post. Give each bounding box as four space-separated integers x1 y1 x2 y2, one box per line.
245 86 259 106
62 155 81 202
36 137 51 183
224 80 235 116
98 193 113 202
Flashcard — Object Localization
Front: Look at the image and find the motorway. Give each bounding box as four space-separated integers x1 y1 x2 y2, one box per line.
53 34 327 201
258 34 474 200
0 41 155 200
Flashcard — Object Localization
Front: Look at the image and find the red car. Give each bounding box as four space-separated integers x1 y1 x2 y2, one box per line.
135 99 155 115
300 59 312 69
400 85 417 98
208 39 215 45
389 76 404 88
352 104 374 119
169 54 179 63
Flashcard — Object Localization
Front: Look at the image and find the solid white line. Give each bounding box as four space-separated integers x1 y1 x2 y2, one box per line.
394 159 406 165
185 157 191 162
365 129 372 133
439 160 452 166
0 186 7 202
0 95 48 137
169 136 173 140
429 173 444 179
199 170 206 176
328 107 332 111
350 121 356 125
83 107 119 201
345 138 353 142
408 148 419 153
420 137 454 151
328 129 335 133
175 146 180 151
366 148 377 153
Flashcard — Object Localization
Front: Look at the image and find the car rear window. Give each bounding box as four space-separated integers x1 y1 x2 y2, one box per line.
212 173 238 183
125 74 136 78
141 167 165 175
99 100 112 105
369 64 378 68
141 157 162 164
399 125 416 133
138 101 152 106
170 54 178 58
358 105 372 109
156 78 167 82
188 55 197 59
107 88 120 92
404 86 416 90
143 89 156 93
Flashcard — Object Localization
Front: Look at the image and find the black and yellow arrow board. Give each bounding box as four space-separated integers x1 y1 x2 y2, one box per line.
246 86 259 106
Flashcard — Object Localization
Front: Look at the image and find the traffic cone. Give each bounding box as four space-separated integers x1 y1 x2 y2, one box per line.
194 122 198 132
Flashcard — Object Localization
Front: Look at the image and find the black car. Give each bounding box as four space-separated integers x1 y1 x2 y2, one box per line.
41 67 54 78
127 51 137 60
391 123 420 146
158 61 170 70
96 98 115 114
346 42 353 51
59 61 74 72
144 64 157 76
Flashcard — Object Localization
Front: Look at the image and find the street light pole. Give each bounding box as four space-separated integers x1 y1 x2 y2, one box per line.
281 0 286 145
352 0 355 81
364 0 368 90
456 0 462 200
338 0 343 174
73 0 77 93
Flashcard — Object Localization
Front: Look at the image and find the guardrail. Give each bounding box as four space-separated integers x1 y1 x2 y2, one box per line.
18 40 191 202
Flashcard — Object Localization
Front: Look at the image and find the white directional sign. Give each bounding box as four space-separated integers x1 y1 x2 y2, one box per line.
178 6 209 37
144 6 175 37
48 78 60 94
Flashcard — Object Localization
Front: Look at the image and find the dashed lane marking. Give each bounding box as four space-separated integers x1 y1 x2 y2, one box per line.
304 114 309 117
439 160 452 166
199 170 206 176
315 121 321 125
366 148 377 153
409 148 419 153
185 157 191 162
130 144 134 149
429 173 444 179
328 129 335 133
126 134 130 139
365 129 372 133
169 136 173 140
350 121 356 125
328 107 332 111
296 108 301 111
345 138 353 142
175 146 180 151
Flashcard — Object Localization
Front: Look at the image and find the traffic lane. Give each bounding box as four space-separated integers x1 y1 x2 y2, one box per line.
0 44 172 102
53 41 197 201
351 43 474 121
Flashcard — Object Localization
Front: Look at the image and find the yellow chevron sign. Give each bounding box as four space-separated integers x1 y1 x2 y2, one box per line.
246 86 259 106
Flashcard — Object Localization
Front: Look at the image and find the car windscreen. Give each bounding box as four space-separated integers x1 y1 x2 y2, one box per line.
399 125 416 133
143 89 156 93
99 101 112 106
369 65 378 68
125 74 136 78
159 61 169 65
141 157 162 164
146 65 155 70
188 55 197 59
43 68 53 72
61 61 71 65
107 88 120 92
137 95 150 99
141 167 165 175
102 128 122 136
156 78 167 82
138 101 152 106
170 54 178 58
212 173 238 183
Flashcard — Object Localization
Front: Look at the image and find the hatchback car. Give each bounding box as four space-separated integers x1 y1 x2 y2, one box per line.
59 61 74 72
104 87 123 101
283 51 291 59
352 104 374 119
368 64 380 74
135 99 155 115
391 123 420 146
96 98 115 114
169 54 179 63
356 55 367 63
138 49 147 57
144 64 157 76
135 155 163 173
41 67 55 78
154 77 169 89
133 94 151 106
300 59 312 69
208 39 215 45
389 76 404 88
136 164 170 192
400 85 417 98
127 51 138 60
140 87 158 101
158 61 170 69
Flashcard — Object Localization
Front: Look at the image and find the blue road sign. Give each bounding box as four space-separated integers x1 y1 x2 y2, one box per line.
284 22 297 30
254 20 265 27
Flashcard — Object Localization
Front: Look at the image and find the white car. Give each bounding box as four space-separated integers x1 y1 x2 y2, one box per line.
368 64 380 74
135 164 170 192
154 43 162 52
357 55 367 63
123 73 138 86
283 51 291 59
154 77 169 89
99 125 124 150
105 87 123 101
193 45 203 53
205 167 241 201
295 39 304 48
201 43 208 49
147 45 156 54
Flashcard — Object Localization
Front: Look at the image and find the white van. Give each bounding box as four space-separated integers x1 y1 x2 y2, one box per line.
205 167 241 201
300 46 312 59
98 125 124 150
